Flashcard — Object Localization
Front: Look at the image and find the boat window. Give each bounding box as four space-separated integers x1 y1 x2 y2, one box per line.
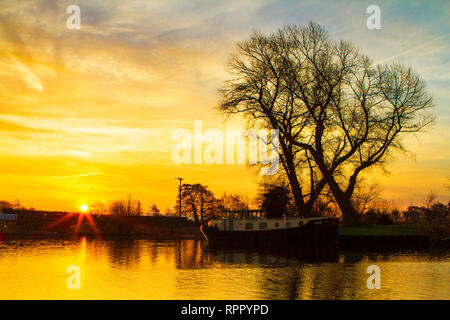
275 222 279 228
259 223 267 230
245 223 253 230
286 222 291 227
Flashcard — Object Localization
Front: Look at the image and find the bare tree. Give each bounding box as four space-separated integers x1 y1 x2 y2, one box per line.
109 200 127 215
109 198 142 216
219 26 326 217
219 22 434 224
179 183 217 224
353 181 383 215
424 190 437 208
218 193 249 211
314 186 335 217
149 204 160 216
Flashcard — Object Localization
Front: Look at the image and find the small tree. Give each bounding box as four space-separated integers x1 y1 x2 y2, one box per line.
109 200 127 215
218 193 249 211
0 200 13 209
109 198 142 216
353 182 383 216
179 183 217 224
149 204 160 216
424 191 437 208
258 182 290 218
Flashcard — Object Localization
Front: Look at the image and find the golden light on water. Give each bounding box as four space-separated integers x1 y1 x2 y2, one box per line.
0 239 448 299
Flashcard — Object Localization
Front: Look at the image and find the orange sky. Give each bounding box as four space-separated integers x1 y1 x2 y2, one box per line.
0 1 448 212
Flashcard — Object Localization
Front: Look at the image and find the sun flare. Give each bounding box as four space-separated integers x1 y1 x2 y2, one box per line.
80 204 88 212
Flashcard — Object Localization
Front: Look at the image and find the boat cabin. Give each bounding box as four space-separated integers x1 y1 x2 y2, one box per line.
207 210 328 232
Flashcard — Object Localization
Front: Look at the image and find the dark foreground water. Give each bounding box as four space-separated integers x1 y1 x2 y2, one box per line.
0 237 448 299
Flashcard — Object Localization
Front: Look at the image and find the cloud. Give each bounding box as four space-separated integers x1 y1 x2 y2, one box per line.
0 0 448 211
373 33 450 65
53 172 102 179
10 55 44 92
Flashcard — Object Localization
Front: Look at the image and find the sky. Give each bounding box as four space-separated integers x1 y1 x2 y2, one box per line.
0 0 448 212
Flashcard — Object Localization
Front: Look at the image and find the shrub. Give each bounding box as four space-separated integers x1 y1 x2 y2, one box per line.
359 209 376 224
377 214 394 225
404 203 449 240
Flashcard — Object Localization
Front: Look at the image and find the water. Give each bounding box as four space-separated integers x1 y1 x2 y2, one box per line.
0 237 448 299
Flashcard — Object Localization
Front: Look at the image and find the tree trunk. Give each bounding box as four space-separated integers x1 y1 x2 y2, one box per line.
200 196 204 222
333 192 358 225
326 178 358 225
287 173 312 217
189 195 199 225
281 144 314 218
314 157 357 224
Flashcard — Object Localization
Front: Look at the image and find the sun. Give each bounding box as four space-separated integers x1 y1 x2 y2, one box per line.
80 204 88 212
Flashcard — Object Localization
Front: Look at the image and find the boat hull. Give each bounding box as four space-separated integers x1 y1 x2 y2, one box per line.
201 218 338 247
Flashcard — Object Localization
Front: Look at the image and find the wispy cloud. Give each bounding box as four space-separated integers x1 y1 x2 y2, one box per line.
0 0 448 211
53 172 102 179
10 55 44 92
373 33 450 65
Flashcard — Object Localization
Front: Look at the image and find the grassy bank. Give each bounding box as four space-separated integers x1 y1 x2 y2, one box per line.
339 224 419 236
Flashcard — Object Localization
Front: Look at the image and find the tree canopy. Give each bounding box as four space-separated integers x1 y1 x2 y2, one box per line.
219 22 434 223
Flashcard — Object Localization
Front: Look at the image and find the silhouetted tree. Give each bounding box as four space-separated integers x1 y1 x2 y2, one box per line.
178 183 217 224
219 22 434 224
218 193 249 211
109 200 127 215
424 190 437 208
109 198 142 216
0 200 13 209
258 182 290 218
404 202 449 239
352 182 383 216
149 204 160 216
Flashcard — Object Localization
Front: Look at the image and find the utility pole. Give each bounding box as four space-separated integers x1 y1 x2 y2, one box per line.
127 194 131 216
175 177 183 217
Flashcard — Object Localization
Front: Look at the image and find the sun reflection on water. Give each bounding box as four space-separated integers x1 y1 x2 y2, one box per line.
0 238 448 299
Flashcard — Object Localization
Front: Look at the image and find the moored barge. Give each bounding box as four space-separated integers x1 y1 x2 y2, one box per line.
201 210 338 247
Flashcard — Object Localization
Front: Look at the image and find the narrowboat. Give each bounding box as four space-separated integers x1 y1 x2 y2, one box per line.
200 210 339 247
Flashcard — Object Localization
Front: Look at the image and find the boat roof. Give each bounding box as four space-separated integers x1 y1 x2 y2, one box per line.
217 210 328 220
219 210 265 219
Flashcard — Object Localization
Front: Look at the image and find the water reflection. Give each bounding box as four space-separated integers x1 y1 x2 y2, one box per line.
106 239 141 267
175 240 208 269
205 244 339 266
0 237 448 299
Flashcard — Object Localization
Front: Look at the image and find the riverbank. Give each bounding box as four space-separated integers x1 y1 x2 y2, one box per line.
1 210 203 239
338 224 430 249
339 224 420 236
2 211 444 248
